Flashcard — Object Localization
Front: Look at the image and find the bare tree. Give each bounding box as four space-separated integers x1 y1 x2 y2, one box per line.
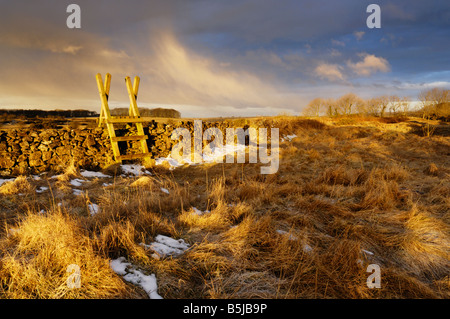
325 98 337 117
335 93 364 115
388 95 401 115
378 95 390 117
303 98 326 116
355 99 368 115
365 97 382 116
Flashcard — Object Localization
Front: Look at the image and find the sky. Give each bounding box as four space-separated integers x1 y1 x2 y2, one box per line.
0 0 449 117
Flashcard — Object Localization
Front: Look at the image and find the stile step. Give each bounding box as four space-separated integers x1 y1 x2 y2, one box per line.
107 116 144 123
111 135 148 142
116 153 152 161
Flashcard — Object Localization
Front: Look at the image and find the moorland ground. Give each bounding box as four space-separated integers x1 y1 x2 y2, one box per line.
0 115 449 298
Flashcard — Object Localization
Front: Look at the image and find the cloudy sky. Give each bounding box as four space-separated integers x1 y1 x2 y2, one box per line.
0 0 449 117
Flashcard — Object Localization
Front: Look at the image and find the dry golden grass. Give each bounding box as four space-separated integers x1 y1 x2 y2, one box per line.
0 176 34 195
0 115 449 299
0 210 139 298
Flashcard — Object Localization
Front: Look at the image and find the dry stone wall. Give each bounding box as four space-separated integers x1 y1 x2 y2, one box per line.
0 120 242 176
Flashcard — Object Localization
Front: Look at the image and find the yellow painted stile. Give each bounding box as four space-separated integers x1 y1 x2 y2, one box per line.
96 73 153 166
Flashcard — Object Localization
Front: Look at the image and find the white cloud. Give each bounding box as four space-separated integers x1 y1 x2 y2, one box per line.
347 54 390 76
314 63 345 81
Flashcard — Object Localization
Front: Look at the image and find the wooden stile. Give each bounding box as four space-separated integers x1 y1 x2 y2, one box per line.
96 73 153 166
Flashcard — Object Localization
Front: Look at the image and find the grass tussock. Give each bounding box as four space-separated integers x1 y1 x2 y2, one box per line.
0 211 137 298
0 176 34 195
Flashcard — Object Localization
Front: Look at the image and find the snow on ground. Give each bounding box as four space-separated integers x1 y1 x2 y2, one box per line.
73 189 83 196
202 144 246 163
160 187 169 194
154 156 185 169
141 234 190 259
281 134 297 142
121 164 151 177
36 186 48 193
154 143 248 169
0 178 15 186
70 178 85 187
88 203 99 216
110 257 162 299
80 170 110 178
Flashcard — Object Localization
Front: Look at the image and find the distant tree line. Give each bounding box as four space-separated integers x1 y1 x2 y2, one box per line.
0 109 98 118
303 88 449 120
111 107 181 118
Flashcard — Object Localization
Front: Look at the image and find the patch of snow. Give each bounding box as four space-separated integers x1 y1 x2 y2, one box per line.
121 164 151 177
203 143 247 163
282 134 297 142
154 156 185 170
39 209 46 214
70 178 85 187
73 189 83 196
110 257 131 275
110 257 162 299
88 203 100 216
80 170 109 178
141 235 190 259
160 187 169 194
154 143 248 169
102 182 112 187
155 234 190 250
36 186 48 193
0 178 15 186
